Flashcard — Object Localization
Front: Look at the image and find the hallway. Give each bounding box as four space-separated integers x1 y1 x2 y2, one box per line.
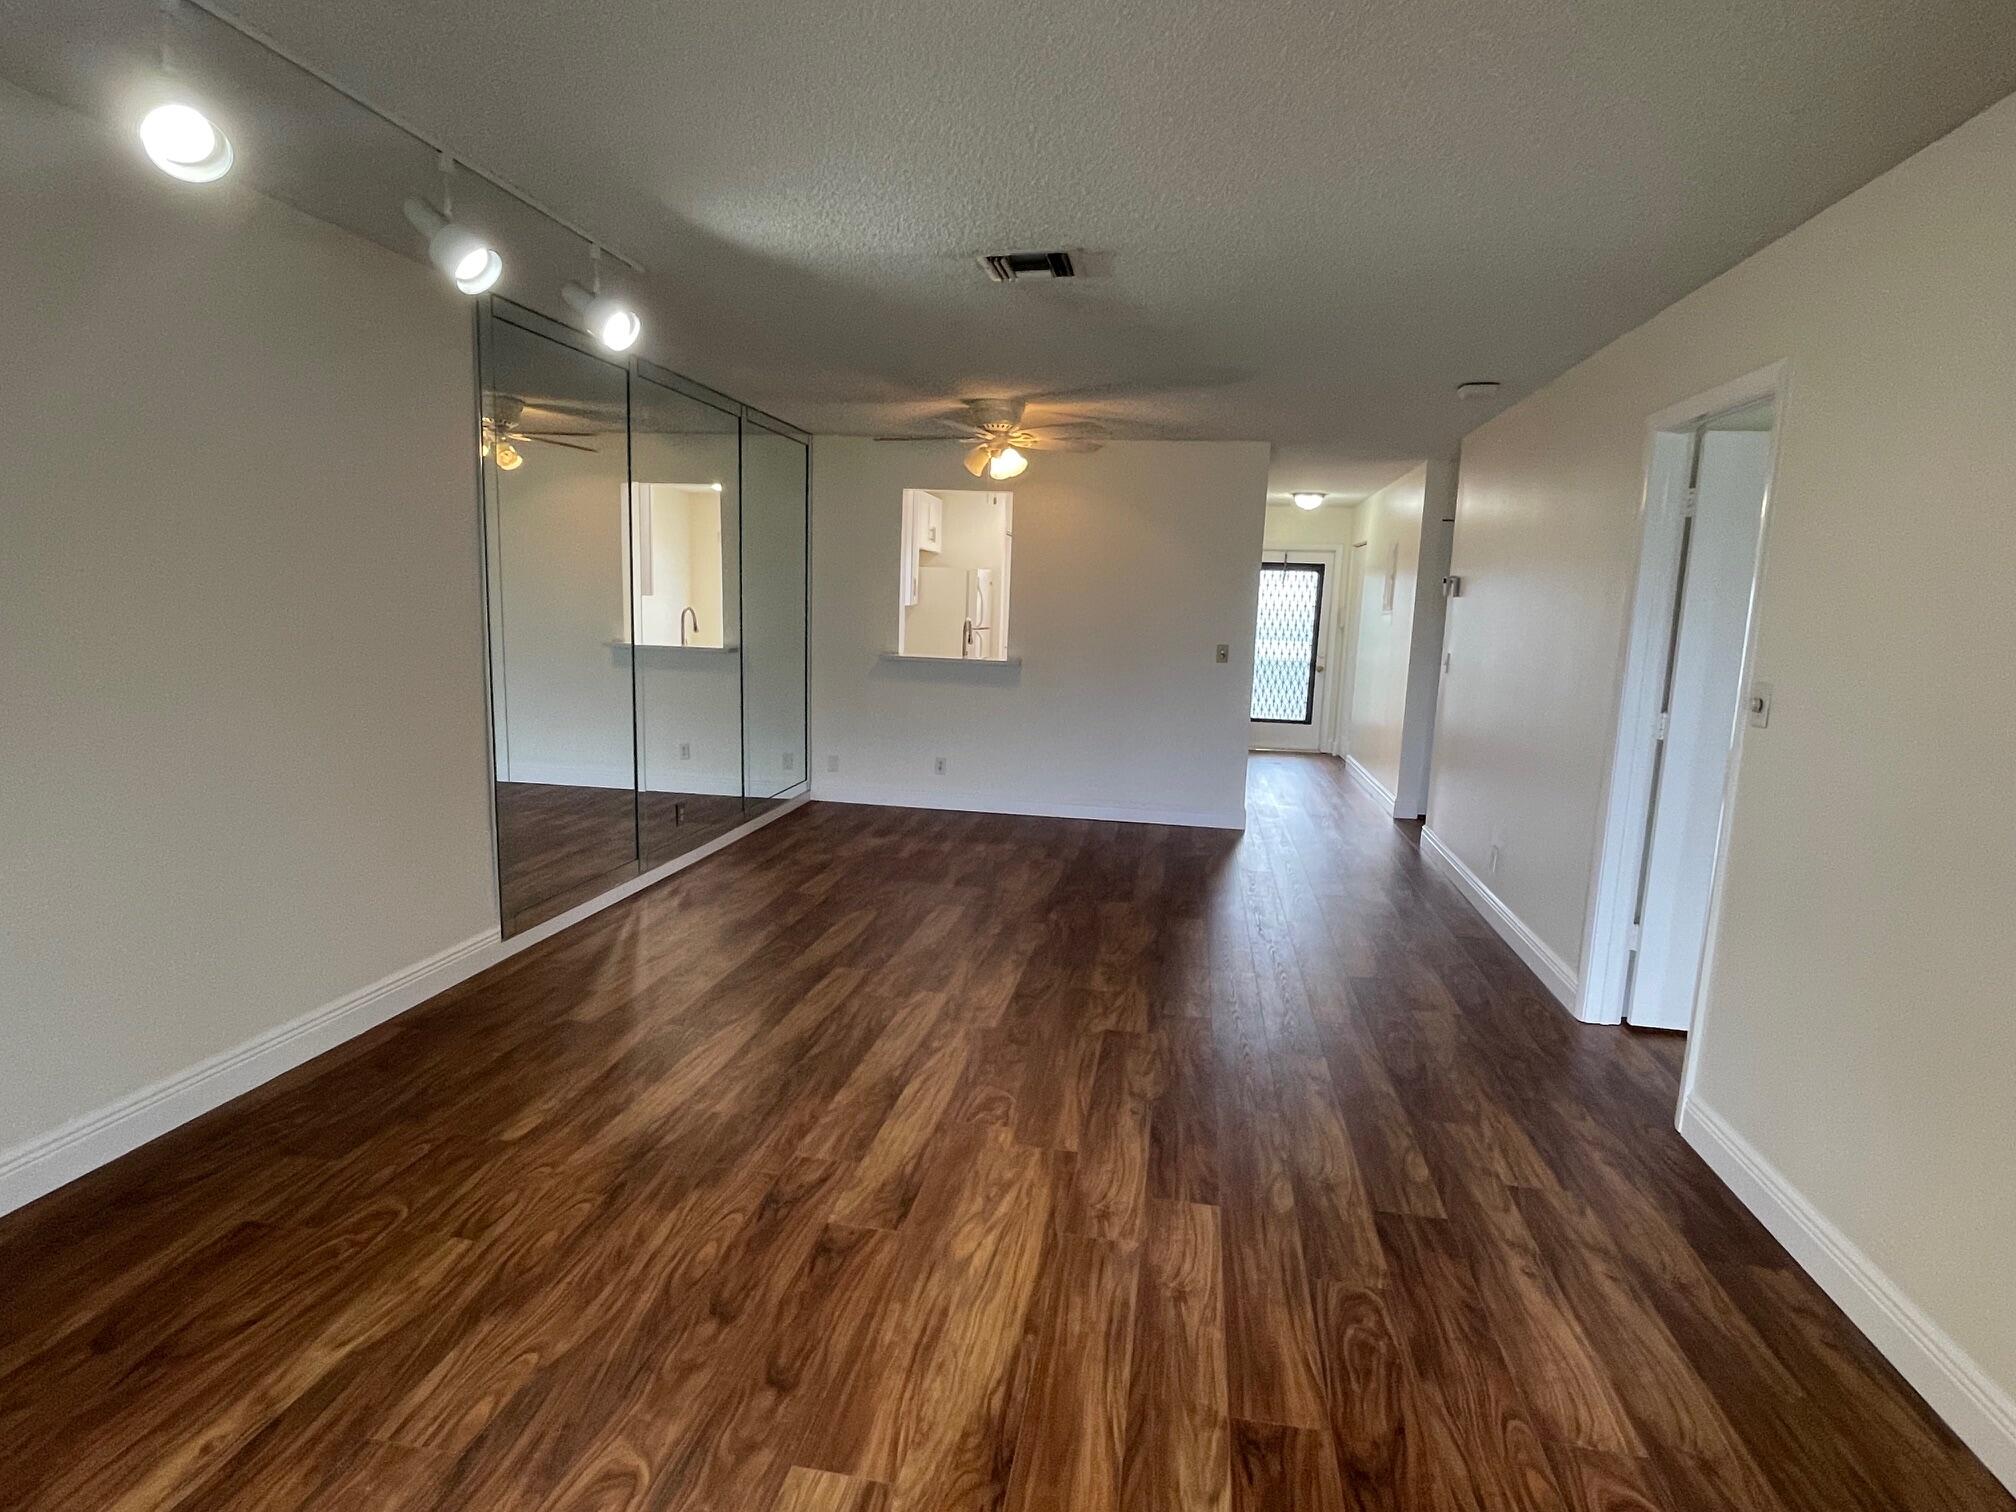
0 755 2004 1509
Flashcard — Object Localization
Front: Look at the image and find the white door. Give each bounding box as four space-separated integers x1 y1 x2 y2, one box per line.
1627 420 1773 1029
1250 549 1335 752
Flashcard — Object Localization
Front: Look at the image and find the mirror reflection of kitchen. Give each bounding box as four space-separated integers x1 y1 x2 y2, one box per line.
898 488 1012 659
631 482 728 648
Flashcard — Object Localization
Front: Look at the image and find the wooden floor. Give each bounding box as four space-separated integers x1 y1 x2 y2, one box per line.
496 781 763 933
1 754 2006 1510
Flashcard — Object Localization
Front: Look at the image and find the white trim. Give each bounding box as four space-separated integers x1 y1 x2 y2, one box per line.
1343 754 1397 812
1581 360 1790 1028
1680 1097 2016 1495
1420 826 1579 1013
0 929 496 1217
0 793 809 1219
810 780 1242 831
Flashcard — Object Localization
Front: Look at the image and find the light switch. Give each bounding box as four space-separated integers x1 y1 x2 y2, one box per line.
1747 681 1774 728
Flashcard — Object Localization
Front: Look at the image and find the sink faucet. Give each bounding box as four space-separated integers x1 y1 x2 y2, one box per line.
680 606 699 646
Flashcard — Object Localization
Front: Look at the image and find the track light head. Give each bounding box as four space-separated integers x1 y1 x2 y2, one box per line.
402 197 502 294
561 280 641 352
139 100 233 182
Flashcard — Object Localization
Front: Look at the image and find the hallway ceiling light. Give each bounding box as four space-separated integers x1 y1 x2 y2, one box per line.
402 197 503 294
1291 491 1325 511
139 100 234 183
562 249 641 352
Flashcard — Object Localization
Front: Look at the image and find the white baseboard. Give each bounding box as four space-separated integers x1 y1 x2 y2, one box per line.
1419 826 1579 1012
1680 1098 2016 1495
0 793 810 1220
0 929 500 1217
810 780 1244 831
1343 754 1399 812
502 760 634 789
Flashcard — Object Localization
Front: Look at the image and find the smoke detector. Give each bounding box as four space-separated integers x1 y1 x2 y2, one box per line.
979 250 1077 282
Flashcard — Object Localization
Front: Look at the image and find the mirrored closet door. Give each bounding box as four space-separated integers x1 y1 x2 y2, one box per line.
478 302 809 935
481 312 639 933
741 418 810 814
629 371 743 867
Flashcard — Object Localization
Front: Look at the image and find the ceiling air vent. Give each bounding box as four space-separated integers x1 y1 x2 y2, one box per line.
979 249 1077 282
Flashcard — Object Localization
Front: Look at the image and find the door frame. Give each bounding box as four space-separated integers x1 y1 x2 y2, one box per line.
1250 550 1337 751
1578 361 1789 1051
1327 541 1368 758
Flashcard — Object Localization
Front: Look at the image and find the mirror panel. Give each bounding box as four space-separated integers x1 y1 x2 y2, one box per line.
482 315 639 933
629 372 745 865
741 421 809 804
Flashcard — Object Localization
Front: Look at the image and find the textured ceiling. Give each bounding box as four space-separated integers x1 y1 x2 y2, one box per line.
10 0 2016 499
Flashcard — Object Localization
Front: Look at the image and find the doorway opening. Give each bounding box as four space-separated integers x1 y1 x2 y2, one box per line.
1582 365 1784 1033
1251 549 1350 753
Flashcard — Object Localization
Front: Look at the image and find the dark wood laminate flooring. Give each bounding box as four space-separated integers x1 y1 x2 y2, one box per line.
496 781 764 933
0 754 2006 1510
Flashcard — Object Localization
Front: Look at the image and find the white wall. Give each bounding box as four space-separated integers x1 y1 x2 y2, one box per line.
812 438 1269 827
1262 499 1360 552
1431 90 2016 1480
1346 467 1424 808
0 85 495 1161
1396 461 1456 816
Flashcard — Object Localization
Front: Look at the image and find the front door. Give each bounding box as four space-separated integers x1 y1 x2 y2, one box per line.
1249 553 1331 751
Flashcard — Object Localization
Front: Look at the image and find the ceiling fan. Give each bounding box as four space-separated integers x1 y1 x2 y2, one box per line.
876 398 1106 479
480 395 599 471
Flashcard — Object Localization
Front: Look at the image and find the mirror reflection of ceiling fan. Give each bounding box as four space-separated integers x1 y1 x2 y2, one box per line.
480 395 599 471
875 397 1106 479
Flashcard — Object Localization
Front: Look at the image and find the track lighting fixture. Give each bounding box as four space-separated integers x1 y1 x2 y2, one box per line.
141 2 232 183
140 101 234 182
563 245 641 352
561 282 641 352
1291 491 1325 511
403 198 502 293
403 155 501 294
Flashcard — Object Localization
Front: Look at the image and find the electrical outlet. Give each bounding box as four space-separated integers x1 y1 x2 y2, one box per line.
825 754 839 774
1214 643 1230 664
678 741 691 761
933 756 947 775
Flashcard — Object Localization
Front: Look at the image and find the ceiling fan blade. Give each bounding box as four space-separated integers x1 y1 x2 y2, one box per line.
1019 436 1104 453
873 434 978 443
1028 420 1110 439
520 434 600 453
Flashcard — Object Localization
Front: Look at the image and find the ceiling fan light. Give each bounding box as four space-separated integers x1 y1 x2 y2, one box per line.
562 280 641 352
1291 491 1325 511
987 446 1028 480
963 444 992 478
139 101 234 183
493 440 523 471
